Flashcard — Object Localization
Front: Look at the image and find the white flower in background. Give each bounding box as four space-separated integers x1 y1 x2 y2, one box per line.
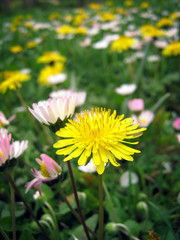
0 111 16 127
103 34 119 43
134 51 145 59
115 84 136 95
47 73 67 84
20 68 31 74
138 110 154 127
92 40 109 49
120 171 139 188
162 162 172 173
28 97 76 125
147 55 160 62
87 27 100 36
176 134 180 143
79 37 92 47
78 159 97 173
154 40 168 49
50 89 86 107
165 28 178 38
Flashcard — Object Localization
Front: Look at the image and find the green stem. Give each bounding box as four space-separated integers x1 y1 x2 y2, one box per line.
66 161 91 240
56 184 97 239
6 174 51 240
0 226 10 240
98 174 104 240
10 176 16 240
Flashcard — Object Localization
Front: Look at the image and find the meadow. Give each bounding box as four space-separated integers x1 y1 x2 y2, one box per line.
0 0 180 239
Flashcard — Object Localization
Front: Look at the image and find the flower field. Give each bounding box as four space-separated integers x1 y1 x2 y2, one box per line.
0 0 180 239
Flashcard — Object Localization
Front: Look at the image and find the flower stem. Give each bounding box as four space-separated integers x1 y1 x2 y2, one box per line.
6 174 51 240
10 176 16 240
57 184 97 239
98 174 104 240
66 161 91 240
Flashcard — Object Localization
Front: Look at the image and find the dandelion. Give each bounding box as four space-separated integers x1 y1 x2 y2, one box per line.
10 45 23 53
110 36 137 53
0 70 30 94
140 25 166 38
156 18 174 28
37 51 66 64
25 154 62 194
54 108 146 175
162 41 180 56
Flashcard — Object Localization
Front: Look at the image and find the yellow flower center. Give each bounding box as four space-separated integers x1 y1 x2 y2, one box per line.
140 118 147 124
41 162 51 178
0 152 5 161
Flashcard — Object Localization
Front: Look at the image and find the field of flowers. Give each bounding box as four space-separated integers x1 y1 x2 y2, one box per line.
0 0 180 239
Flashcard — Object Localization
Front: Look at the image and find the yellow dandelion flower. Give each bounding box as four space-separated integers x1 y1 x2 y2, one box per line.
37 51 66 64
170 12 179 20
73 13 89 25
54 108 146 175
74 26 87 35
140 2 149 8
56 25 75 35
10 45 23 53
140 24 166 38
156 18 174 28
110 36 136 53
162 41 180 56
24 21 33 28
100 12 116 22
49 12 60 21
88 3 102 10
26 41 37 48
125 0 133 6
0 71 30 94
64 14 73 22
38 62 64 86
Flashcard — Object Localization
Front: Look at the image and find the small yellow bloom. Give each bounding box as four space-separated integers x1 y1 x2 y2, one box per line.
125 0 133 6
140 2 149 8
0 71 30 94
24 21 33 28
110 36 136 53
64 14 73 22
54 108 146 175
74 26 87 35
156 18 174 28
100 12 116 22
37 51 66 64
10 45 23 53
38 62 64 86
73 13 89 25
140 24 166 38
88 3 102 10
49 12 60 20
170 12 179 20
162 41 180 56
56 25 75 35
27 41 37 48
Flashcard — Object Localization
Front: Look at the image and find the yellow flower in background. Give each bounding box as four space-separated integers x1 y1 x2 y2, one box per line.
56 25 75 34
115 8 127 15
170 12 179 20
74 26 87 35
88 3 102 10
156 18 174 28
54 108 146 175
64 14 73 22
140 24 166 38
38 62 64 86
125 0 133 6
49 12 60 20
110 36 136 53
10 45 23 53
0 71 30 94
162 41 180 56
100 12 116 22
26 41 37 48
37 51 66 64
73 13 89 25
140 2 149 8
106 1 113 6
24 21 33 28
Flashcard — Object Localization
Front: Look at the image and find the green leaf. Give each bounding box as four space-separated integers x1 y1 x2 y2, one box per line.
73 214 98 239
19 231 36 240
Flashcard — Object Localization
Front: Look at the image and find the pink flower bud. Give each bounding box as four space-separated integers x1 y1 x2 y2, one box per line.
128 99 144 112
